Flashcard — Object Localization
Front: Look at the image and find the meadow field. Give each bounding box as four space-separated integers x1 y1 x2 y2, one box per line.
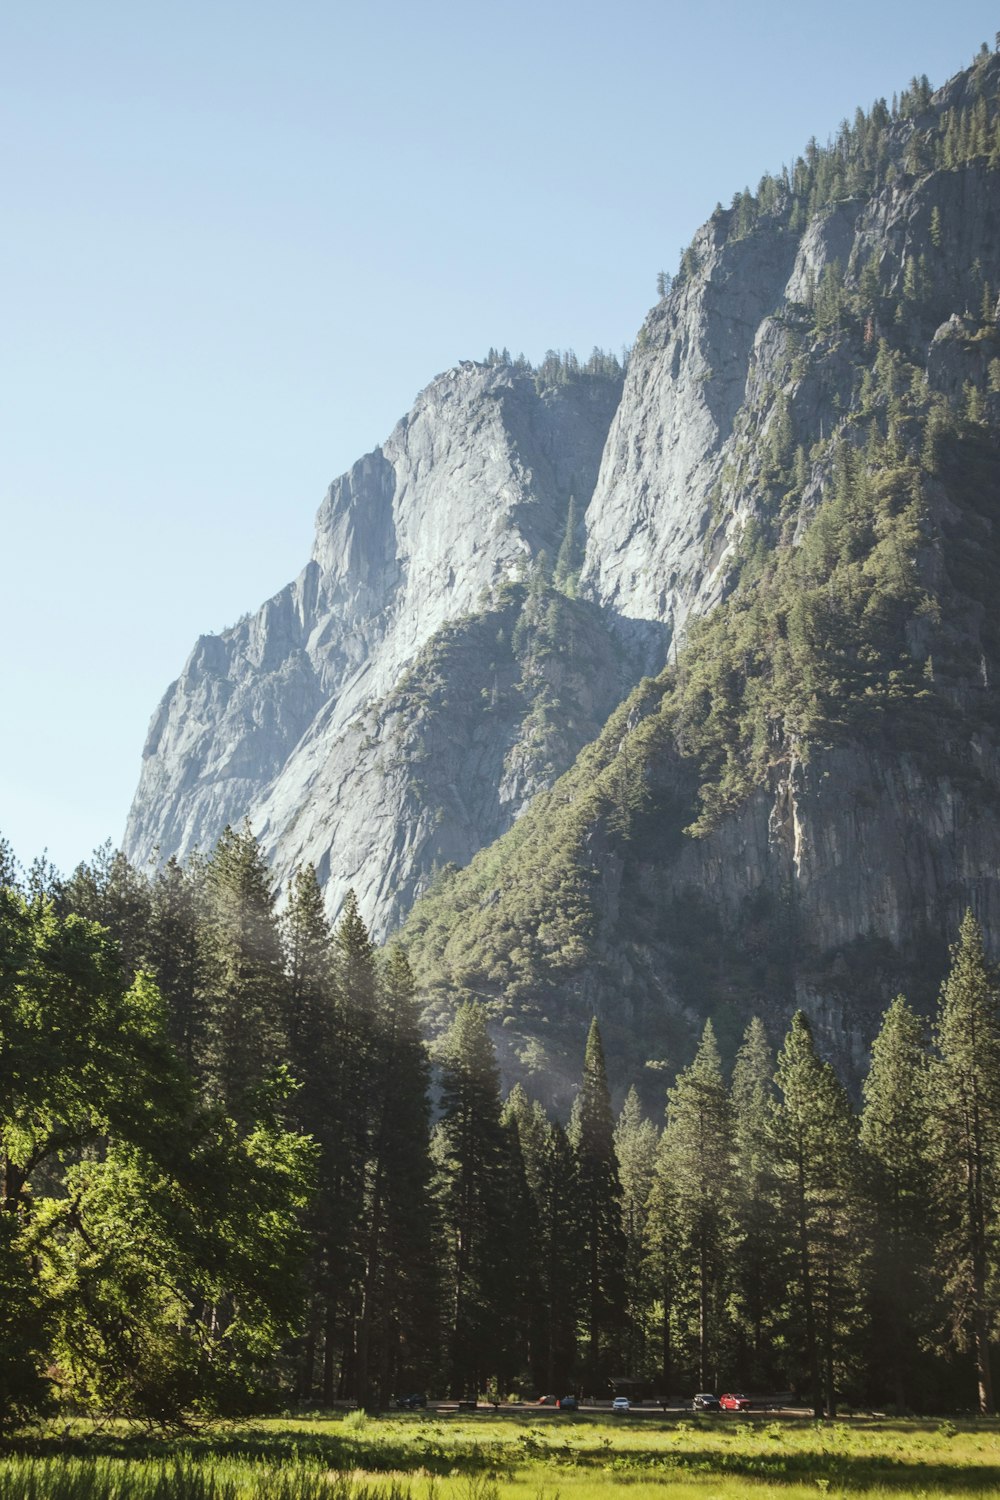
3 1409 1000 1499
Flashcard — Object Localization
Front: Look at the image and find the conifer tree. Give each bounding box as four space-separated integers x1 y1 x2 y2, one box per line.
534 1121 581 1391
323 889 380 1400
662 1021 730 1390
614 1087 659 1375
434 1002 508 1396
147 855 203 1072
860 994 934 1411
61 843 152 983
280 865 340 1399
495 1108 540 1395
503 1083 551 1204
554 496 583 596
355 946 439 1406
728 1017 781 1387
199 824 287 1121
772 1012 863 1417
926 911 1000 1414
644 1121 679 1399
569 1018 626 1391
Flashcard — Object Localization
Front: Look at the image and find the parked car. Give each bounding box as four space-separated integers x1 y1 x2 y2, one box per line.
557 1395 578 1410
693 1393 721 1411
395 1393 427 1409
612 1395 630 1413
720 1392 751 1411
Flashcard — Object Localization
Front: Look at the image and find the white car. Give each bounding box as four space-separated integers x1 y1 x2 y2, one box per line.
612 1395 630 1413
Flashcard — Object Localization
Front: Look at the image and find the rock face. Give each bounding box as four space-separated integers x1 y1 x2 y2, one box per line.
125 361 627 936
129 50 1000 1085
397 54 1000 1090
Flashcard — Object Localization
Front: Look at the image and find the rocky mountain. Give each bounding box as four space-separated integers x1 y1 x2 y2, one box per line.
124 356 630 936
128 46 1000 1088
400 50 1000 1095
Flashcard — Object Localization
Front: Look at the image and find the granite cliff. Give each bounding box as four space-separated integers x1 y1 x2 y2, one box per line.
125 358 629 936
128 47 1000 1085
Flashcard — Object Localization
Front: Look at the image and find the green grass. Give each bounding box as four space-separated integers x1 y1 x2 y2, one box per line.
4 1412 1000 1498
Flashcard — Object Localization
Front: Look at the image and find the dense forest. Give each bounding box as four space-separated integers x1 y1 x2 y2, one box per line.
4 828 1000 1427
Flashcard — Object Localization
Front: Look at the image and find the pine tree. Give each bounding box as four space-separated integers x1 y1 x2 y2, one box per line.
61 843 152 983
325 889 380 1400
614 1087 659 1376
728 1018 781 1387
147 855 203 1072
503 1083 551 1203
926 911 1000 1414
534 1121 581 1392
495 1107 541 1395
860 995 934 1411
569 1018 626 1392
644 1121 679 1399
355 946 439 1406
553 496 583 596
772 1012 862 1417
435 1002 508 1396
198 824 287 1120
280 865 340 1400
662 1021 731 1390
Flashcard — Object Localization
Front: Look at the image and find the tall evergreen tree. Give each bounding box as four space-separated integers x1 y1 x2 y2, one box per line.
614 1087 659 1376
323 889 380 1401
860 994 935 1410
772 1011 863 1417
434 1002 508 1396
569 1018 626 1392
280 865 340 1400
534 1121 581 1392
147 855 203 1072
60 843 152 983
662 1021 730 1390
644 1120 679 1399
728 1017 782 1388
926 912 1000 1414
198 824 287 1120
355 946 439 1406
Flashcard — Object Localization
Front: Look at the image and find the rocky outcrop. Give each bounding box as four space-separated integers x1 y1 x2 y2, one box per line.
125 362 625 935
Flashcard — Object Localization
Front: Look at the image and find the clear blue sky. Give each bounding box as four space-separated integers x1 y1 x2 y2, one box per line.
1 2 995 875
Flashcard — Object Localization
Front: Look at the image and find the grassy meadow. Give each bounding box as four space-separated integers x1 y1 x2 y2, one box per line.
4 1410 1000 1499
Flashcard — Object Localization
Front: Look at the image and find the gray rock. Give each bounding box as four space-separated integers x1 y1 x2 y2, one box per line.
125 362 624 935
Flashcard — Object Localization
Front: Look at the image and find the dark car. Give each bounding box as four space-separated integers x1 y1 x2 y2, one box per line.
693 1392 721 1411
395 1393 427 1409
557 1394 578 1410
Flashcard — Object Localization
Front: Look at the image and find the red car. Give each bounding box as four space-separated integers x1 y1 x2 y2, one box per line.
720 1393 751 1411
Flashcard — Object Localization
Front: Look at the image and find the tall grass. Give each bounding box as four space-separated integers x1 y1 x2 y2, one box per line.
0 1456 412 1500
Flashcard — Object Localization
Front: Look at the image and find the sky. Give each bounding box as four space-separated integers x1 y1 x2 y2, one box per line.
1 1 996 875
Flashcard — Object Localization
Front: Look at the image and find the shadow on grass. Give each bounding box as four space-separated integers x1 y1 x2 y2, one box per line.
8 1417 1000 1492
